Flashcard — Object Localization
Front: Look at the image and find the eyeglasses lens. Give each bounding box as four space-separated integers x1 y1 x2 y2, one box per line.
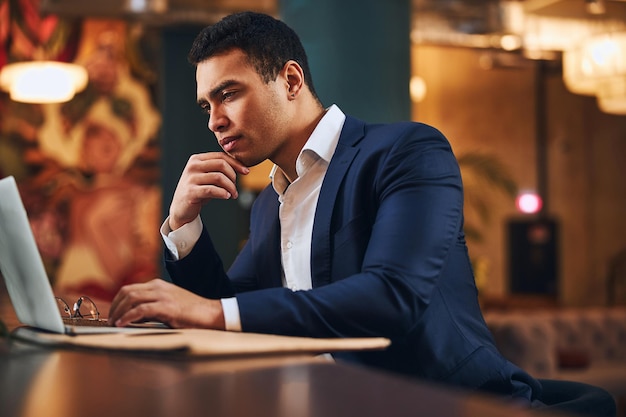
55 297 72 318
73 296 99 320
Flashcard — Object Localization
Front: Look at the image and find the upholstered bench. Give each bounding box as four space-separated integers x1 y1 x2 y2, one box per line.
484 308 626 415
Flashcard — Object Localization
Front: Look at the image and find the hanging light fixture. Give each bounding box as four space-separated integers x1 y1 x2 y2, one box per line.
0 61 88 103
594 32 626 115
563 41 602 95
563 31 626 96
562 30 626 114
0 0 87 104
597 75 626 115
516 0 626 114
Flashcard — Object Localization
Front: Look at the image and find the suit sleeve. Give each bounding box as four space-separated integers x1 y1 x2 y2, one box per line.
236 124 467 338
164 227 237 299
165 186 280 297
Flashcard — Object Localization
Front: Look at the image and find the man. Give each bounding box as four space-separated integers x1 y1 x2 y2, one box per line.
109 11 540 402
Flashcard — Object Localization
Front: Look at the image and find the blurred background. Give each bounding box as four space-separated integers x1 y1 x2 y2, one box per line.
1 0 625 309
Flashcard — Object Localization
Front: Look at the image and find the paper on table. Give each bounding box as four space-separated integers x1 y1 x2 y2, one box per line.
11 326 391 357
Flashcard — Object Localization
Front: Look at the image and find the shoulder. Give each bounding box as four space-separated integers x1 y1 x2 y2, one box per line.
339 117 461 182
340 117 454 164
368 119 443 136
342 116 451 152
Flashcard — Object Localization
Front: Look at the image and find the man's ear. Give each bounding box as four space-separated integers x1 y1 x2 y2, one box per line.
282 60 305 99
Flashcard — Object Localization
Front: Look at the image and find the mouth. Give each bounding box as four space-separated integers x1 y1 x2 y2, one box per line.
219 135 240 153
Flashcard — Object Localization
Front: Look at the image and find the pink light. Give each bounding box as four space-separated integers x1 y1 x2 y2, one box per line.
516 192 543 214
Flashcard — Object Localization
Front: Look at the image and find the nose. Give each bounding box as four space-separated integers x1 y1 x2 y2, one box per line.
208 106 228 133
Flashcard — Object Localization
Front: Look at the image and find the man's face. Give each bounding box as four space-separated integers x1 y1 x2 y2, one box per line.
196 49 291 167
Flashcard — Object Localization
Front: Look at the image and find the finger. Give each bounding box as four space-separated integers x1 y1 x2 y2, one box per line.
169 157 246 229
194 152 250 175
190 171 239 199
190 152 250 178
108 284 134 323
108 281 159 325
180 157 241 200
114 302 162 328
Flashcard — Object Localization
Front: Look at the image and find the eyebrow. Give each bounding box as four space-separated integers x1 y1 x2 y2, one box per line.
197 80 239 106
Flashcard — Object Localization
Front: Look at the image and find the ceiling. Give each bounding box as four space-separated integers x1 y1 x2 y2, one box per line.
413 0 626 46
39 0 626 52
39 0 626 22
39 0 277 24
413 0 626 31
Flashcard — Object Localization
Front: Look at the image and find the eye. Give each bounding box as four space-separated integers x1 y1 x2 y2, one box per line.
200 104 211 115
221 90 236 102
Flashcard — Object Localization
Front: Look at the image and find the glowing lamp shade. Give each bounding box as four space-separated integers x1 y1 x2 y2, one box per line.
563 45 600 95
597 76 626 114
563 32 626 96
0 61 88 103
516 192 543 214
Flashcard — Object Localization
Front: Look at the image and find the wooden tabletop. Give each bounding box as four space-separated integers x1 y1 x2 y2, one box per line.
1 275 562 417
0 336 556 417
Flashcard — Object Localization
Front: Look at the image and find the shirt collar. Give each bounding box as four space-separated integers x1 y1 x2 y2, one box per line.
270 104 346 194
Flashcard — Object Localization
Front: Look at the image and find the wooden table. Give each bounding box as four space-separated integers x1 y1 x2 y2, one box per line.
1 278 558 417
1 337 558 417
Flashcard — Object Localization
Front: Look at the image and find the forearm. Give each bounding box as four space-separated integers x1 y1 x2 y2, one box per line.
165 227 235 298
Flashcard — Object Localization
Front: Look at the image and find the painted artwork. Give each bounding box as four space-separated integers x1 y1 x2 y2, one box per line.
0 1 162 301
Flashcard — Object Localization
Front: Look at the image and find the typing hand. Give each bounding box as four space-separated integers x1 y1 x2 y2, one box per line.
169 152 249 230
108 279 225 329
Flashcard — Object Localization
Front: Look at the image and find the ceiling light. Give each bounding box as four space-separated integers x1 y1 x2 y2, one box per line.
0 61 88 104
563 31 626 96
125 0 168 13
597 76 626 114
563 30 626 114
410 76 427 103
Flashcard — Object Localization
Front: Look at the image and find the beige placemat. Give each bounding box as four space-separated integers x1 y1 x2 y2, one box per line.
11 326 391 357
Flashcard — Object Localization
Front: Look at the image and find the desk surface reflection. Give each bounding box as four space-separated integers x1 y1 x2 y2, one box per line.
0 337 558 417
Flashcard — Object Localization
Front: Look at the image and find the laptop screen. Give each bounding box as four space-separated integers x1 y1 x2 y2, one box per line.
0 176 66 333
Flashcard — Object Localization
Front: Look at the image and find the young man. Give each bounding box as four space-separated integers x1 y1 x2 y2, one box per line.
109 11 540 402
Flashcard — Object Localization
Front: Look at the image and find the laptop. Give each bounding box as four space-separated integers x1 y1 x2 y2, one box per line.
0 175 164 335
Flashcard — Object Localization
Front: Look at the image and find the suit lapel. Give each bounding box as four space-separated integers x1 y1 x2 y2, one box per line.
262 208 284 288
241 187 283 289
310 116 365 287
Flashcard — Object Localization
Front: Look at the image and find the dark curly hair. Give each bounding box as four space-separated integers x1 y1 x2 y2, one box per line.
188 11 319 100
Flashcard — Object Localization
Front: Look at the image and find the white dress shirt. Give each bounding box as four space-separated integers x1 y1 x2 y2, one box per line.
161 104 346 331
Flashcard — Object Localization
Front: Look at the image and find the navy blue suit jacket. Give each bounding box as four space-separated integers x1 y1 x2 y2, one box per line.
166 115 541 400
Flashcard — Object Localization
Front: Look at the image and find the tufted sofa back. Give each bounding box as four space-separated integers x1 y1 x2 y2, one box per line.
484 308 626 378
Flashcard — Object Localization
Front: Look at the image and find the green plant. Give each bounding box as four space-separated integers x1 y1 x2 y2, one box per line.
458 151 518 243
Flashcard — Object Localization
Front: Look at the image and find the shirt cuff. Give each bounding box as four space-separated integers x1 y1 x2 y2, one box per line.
160 215 203 260
221 297 242 332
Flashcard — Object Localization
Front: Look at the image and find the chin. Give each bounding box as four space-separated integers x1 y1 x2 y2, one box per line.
233 154 264 168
